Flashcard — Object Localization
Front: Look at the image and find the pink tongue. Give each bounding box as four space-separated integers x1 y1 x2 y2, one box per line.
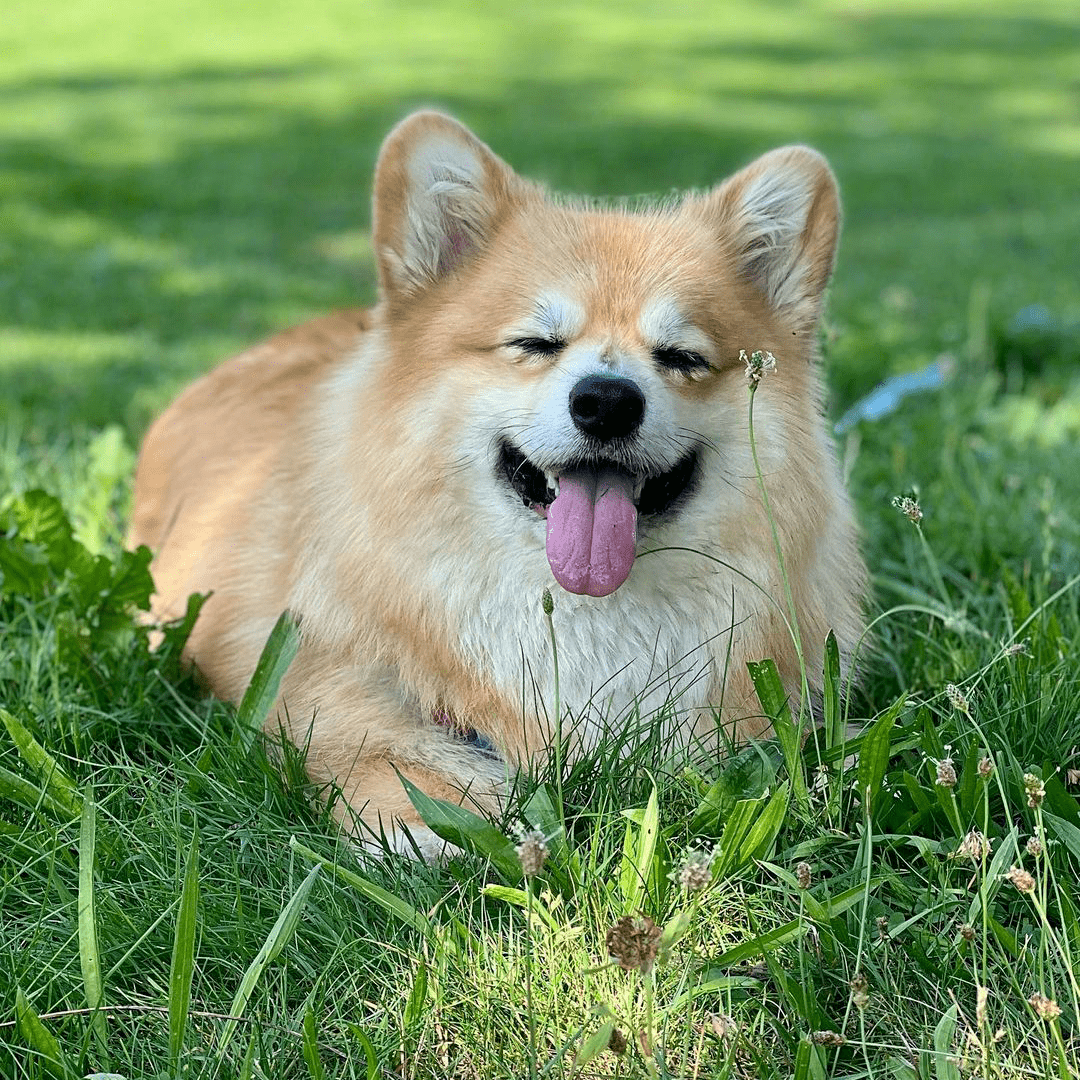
545 470 638 597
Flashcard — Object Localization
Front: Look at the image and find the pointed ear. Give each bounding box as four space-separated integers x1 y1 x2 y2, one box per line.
698 146 840 329
371 111 526 298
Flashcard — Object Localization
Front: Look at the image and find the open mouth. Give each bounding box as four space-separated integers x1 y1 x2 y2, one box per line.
499 440 698 518
498 439 698 598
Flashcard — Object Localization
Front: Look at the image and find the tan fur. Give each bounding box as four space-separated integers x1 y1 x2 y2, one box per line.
130 112 866 856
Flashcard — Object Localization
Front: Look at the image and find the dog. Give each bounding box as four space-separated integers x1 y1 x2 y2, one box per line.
129 111 866 856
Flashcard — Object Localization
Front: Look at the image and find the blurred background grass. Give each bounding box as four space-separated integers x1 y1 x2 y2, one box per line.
1 0 1077 437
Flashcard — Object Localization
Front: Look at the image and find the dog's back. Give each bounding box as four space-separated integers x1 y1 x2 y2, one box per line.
129 308 370 695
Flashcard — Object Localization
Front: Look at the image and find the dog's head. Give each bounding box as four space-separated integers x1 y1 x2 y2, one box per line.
368 112 840 598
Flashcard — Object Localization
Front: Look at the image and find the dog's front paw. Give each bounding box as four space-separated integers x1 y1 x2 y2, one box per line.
353 821 448 863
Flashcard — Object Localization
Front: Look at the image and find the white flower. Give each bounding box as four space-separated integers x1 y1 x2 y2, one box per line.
742 349 777 384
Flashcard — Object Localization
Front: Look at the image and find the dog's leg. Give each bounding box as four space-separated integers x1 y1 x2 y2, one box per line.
272 645 508 858
325 757 501 860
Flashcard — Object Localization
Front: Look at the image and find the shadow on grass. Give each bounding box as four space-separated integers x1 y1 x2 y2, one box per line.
1 8 1076 435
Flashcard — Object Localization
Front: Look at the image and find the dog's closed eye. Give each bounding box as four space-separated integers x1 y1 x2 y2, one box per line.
651 346 710 374
507 336 565 358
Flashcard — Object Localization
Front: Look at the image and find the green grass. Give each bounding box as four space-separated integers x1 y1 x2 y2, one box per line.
2 1 1080 1077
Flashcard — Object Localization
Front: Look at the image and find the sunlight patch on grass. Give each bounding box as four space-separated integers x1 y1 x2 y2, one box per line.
0 328 151 369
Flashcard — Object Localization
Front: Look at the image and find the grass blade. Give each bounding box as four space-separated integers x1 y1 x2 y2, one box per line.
1 707 82 817
289 836 440 939
217 862 321 1056
15 987 71 1079
78 790 108 1053
169 828 200 1071
234 610 301 751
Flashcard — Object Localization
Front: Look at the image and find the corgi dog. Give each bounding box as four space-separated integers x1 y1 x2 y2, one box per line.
129 111 865 856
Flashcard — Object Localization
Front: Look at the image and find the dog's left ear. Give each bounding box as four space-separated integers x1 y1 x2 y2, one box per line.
372 111 528 299
696 146 840 330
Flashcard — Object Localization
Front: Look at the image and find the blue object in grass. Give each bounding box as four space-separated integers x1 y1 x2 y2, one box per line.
834 355 956 434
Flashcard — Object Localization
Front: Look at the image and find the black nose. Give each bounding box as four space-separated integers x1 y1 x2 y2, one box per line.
568 375 645 441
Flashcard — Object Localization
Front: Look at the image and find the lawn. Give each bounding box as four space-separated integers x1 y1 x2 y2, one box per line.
2 1 1079 1077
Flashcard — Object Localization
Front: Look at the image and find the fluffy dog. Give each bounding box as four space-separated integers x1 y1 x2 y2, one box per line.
129 111 865 855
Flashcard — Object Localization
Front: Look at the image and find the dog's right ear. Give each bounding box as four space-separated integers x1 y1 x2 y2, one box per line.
372 112 525 299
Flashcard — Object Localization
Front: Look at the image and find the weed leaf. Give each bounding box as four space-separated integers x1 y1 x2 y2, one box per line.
157 590 209 674
619 783 659 914
857 696 905 806
573 1019 615 1069
238 1030 259 1080
234 610 301 751
1 707 83 817
737 781 790 866
1044 811 1080 862
403 959 428 1030
15 987 71 1079
712 786 789 881
0 765 78 817
524 783 579 884
302 1004 326 1080
792 1034 813 1080
965 828 1018 925
707 883 871 967
689 745 776 833
482 885 560 931
933 1005 961 1080
667 975 764 1011
822 630 842 749
747 658 809 809
657 908 693 966
289 836 440 938
78 790 108 1051
346 1023 380 1080
399 775 520 881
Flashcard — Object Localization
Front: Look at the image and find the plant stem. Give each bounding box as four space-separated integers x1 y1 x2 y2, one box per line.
644 970 659 1079
747 381 815 816
914 521 951 611
543 595 565 822
525 886 538 1080
747 383 811 721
